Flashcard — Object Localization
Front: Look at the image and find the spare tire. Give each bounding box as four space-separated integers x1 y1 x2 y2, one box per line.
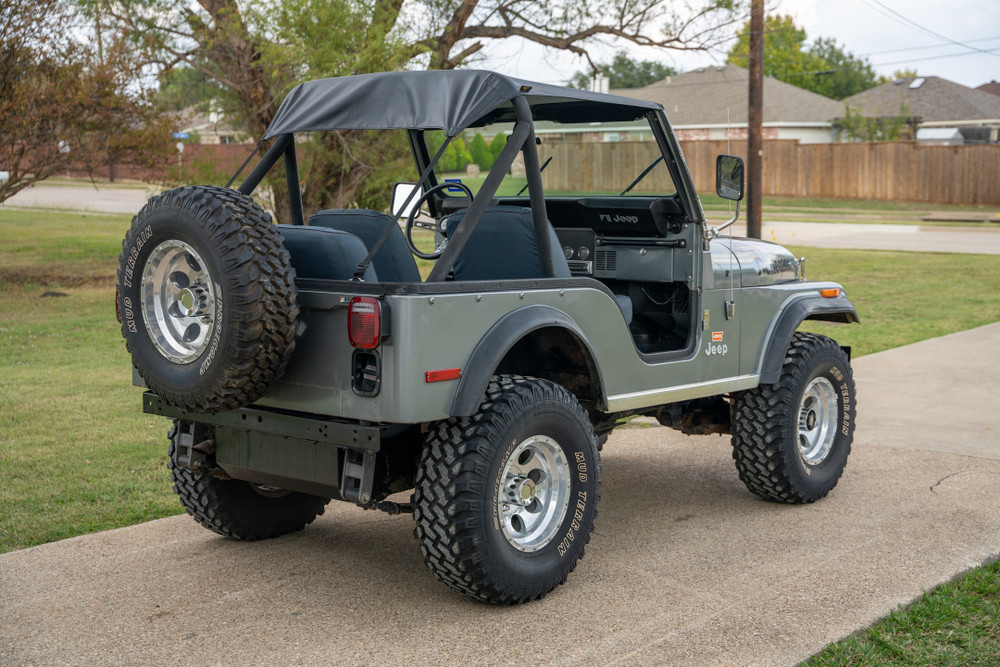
117 185 298 413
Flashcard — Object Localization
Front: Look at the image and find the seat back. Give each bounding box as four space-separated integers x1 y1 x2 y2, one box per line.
276 225 377 282
309 209 420 283
445 207 571 281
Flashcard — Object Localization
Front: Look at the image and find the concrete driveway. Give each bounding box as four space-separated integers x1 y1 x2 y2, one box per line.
2 324 999 666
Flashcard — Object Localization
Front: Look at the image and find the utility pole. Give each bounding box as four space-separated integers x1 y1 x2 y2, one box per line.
746 0 764 239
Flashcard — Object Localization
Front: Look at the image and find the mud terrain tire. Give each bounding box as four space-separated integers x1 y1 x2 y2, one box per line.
168 421 329 540
731 332 856 503
413 375 600 604
117 186 297 413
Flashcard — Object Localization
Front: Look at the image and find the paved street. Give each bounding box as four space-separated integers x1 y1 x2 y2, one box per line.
726 219 1000 255
1 182 155 215
2 324 999 666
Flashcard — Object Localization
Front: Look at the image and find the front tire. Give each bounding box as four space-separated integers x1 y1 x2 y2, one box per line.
168 421 329 540
731 332 856 503
413 375 600 604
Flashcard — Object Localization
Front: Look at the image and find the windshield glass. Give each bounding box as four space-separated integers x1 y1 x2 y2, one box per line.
427 116 677 198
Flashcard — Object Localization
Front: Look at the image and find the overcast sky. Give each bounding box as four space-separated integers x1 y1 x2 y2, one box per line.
473 0 1000 91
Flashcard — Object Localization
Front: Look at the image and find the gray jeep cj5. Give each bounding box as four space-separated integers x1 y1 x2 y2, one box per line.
117 70 859 604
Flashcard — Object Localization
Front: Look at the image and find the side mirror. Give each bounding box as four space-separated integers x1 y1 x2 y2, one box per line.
715 155 745 201
391 182 424 218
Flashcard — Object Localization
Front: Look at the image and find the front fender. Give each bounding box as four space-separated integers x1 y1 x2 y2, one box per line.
758 293 859 384
450 304 605 416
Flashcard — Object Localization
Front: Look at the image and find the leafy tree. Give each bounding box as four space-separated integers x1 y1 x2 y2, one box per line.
727 14 880 100
449 138 474 172
835 103 916 141
0 0 171 203
806 38 882 100
569 51 677 89
490 132 508 162
156 65 224 112
468 133 493 170
88 0 748 221
891 68 919 80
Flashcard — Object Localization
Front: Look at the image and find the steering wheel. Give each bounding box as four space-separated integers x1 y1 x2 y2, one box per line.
404 181 475 260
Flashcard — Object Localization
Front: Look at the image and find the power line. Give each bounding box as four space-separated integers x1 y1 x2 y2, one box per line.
874 46 1000 69
862 0 1000 59
862 34 1000 57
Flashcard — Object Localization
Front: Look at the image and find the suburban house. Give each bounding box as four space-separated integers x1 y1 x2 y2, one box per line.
172 106 246 145
975 80 1000 97
843 76 1000 144
611 63 844 144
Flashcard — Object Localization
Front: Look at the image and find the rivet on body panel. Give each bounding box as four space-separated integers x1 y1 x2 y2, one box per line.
428 297 435 305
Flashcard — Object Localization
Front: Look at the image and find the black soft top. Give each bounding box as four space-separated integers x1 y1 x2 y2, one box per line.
263 69 662 139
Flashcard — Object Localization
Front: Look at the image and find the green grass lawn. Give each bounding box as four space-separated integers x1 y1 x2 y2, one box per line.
807 559 1000 665
1 206 998 662
789 246 1000 356
0 210 180 552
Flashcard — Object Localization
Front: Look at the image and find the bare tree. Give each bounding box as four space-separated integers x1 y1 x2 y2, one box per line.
92 0 747 219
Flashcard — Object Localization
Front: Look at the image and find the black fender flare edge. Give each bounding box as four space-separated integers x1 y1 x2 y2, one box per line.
451 305 606 417
758 294 859 385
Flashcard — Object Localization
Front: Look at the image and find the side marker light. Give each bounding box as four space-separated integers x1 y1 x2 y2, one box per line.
425 368 461 383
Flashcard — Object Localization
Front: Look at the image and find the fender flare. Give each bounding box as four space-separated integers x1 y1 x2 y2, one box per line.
451 305 606 417
758 294 860 385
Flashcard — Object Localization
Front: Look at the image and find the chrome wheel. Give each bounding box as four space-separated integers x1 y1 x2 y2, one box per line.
141 239 218 364
496 435 571 552
797 376 838 465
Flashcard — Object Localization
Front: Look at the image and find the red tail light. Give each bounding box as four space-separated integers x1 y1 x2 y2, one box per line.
348 297 381 349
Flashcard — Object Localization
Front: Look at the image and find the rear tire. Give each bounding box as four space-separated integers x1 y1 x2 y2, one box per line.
413 375 600 604
117 185 298 413
168 421 329 540
731 332 855 503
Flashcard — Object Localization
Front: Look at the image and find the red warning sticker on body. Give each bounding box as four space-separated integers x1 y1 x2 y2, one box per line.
712 331 724 342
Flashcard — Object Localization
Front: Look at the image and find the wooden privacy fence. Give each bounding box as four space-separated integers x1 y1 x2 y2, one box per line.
57 144 257 184
539 139 1000 205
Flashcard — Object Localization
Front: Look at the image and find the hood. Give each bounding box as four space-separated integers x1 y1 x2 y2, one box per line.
710 238 799 287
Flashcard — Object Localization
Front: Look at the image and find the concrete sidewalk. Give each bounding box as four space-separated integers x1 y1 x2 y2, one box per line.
2 327 999 666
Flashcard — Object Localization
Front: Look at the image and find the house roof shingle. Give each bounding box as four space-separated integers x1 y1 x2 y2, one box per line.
843 76 1000 122
611 63 843 126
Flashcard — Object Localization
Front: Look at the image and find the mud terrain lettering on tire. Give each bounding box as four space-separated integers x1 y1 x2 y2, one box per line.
557 491 588 556
122 225 152 288
198 283 224 376
123 296 137 333
840 381 852 435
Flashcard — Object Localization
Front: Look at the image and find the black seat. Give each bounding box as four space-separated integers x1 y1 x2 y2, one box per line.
444 207 572 281
277 225 377 282
309 209 420 283
444 207 632 323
